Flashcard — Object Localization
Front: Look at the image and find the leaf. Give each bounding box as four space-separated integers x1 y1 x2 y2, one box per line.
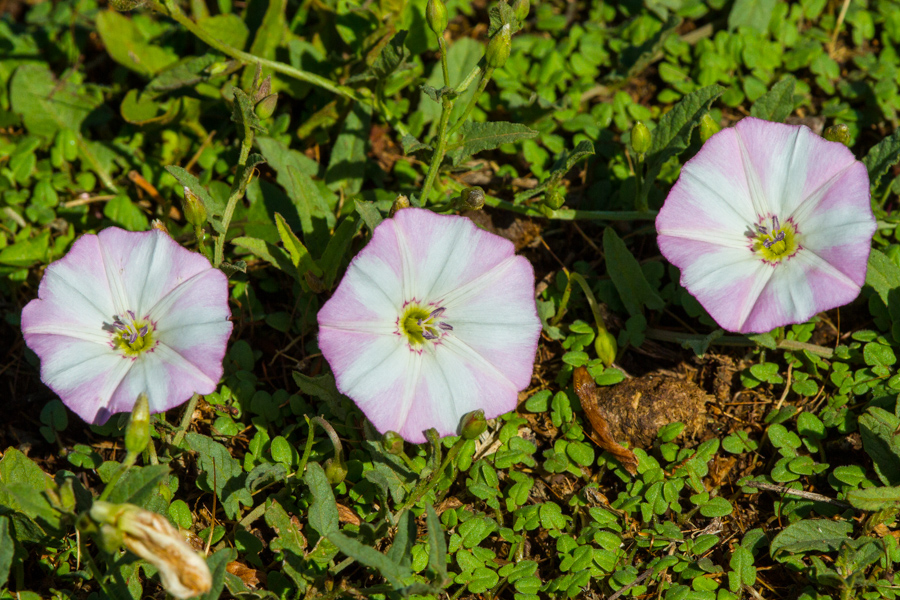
304 462 339 537
866 249 900 306
292 371 347 419
386 510 415 568
355 199 384 233
0 447 53 490
647 84 724 173
231 87 265 133
603 227 664 317
184 432 252 519
418 38 482 129
728 546 756 591
605 15 680 83
198 15 249 51
264 498 310 589
319 216 361 289
148 54 219 92
573 367 638 474
326 103 372 195
400 133 431 154
859 407 900 486
728 0 778 33
275 212 321 277
514 141 596 204
9 64 106 138
447 122 539 165
200 547 236 600
285 167 331 234
370 31 412 80
769 520 853 557
847 486 900 511
240 0 285 89
863 128 900 189
328 531 413 590
426 505 449 583
0 516 13 588
106 464 171 507
231 236 296 273
0 230 50 268
95 11 179 76
750 76 796 123
166 165 226 233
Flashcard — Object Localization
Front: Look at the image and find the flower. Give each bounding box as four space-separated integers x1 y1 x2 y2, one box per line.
656 117 876 334
22 227 232 424
89 501 212 599
317 208 541 443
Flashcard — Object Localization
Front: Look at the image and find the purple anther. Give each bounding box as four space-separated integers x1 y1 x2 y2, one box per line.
438 322 453 331
772 216 779 230
756 225 768 235
422 330 437 340
114 321 127 331
763 231 785 249
429 307 446 319
139 326 149 337
127 310 136 320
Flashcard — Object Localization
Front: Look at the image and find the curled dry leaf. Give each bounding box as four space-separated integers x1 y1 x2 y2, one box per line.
337 503 361 526
573 367 639 475
226 561 263 588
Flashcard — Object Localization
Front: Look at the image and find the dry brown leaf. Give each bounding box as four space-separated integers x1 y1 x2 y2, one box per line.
574 367 638 475
226 561 262 588
337 503 361 526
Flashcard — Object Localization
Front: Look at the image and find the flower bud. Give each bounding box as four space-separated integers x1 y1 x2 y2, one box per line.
630 121 651 156
486 24 511 69
457 186 485 211
594 329 617 367
182 187 207 230
324 458 348 484
382 431 405 455
426 0 449 35
513 0 530 22
255 94 278 120
544 187 565 211
390 194 410 217
823 123 851 147
253 75 272 103
699 113 720 143
460 409 487 440
89 502 212 599
125 393 151 456
150 219 169 234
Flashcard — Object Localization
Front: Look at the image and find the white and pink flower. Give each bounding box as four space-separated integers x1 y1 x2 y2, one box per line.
22 227 232 424
317 208 541 443
656 117 876 333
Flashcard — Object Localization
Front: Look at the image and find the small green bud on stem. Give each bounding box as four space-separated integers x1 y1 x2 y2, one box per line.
823 123 851 147
125 393 151 456
255 94 278 119
486 24 512 69
630 121 651 156
182 187 207 230
460 409 487 440
457 186 485 211
382 431 405 455
699 113 720 143
594 329 617 367
426 0 449 35
544 186 565 211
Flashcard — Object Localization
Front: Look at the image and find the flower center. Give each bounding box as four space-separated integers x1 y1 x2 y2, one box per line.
398 304 452 349
752 216 799 263
112 311 156 357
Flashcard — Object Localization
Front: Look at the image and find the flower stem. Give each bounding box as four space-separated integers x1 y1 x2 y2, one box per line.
634 154 647 212
98 449 139 502
394 436 466 519
645 328 835 358
214 125 255 267
446 67 494 139
297 415 317 476
170 393 200 451
419 96 454 204
438 37 451 87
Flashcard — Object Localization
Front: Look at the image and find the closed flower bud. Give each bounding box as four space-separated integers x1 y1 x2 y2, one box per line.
486 24 511 69
382 431 405 455
125 393 150 456
89 502 212 599
254 75 272 103
460 409 487 440
182 186 207 230
544 187 565 211
390 194 410 217
631 121 651 156
513 0 530 22
699 113 720 143
594 329 617 367
458 186 485 210
255 94 278 119
426 0 449 35
823 123 851 147
324 458 348 484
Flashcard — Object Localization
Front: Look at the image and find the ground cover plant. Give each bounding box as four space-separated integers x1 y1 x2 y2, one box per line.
7 0 900 598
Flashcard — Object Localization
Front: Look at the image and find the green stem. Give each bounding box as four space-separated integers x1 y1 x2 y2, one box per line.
297 416 317 476
81 540 115 598
170 393 200 451
146 0 364 104
550 273 573 327
98 450 139 502
456 65 483 95
438 37 451 87
214 131 254 267
419 97 454 203
394 437 466 519
634 155 647 212
645 328 835 358
446 67 493 139
567 272 608 336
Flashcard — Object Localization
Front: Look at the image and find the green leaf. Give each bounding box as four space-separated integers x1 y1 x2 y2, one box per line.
0 516 13 588
231 236 296 274
304 462 339 537
9 64 105 138
728 0 778 33
0 447 53 490
603 227 664 317
847 486 900 511
198 15 249 51
326 103 372 196
166 165 226 233
184 432 252 519
147 54 219 92
355 199 384 233
275 212 322 276
0 230 50 267
104 195 150 232
240 0 285 89
106 464 171 507
863 128 900 189
386 510 415 568
328 531 413 590
95 11 179 76
200 547 236 600
866 249 900 306
647 84 723 173
319 216 361 289
769 519 853 557
292 372 347 419
728 546 756 592
750 77 796 122
426 504 449 583
859 407 900 486
231 87 264 135
264 498 311 589
447 121 539 165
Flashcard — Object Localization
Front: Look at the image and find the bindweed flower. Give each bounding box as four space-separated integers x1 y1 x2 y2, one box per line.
89 502 212 599
22 227 232 424
317 208 541 443
656 117 876 333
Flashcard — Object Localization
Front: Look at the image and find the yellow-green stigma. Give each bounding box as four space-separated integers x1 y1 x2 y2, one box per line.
753 216 799 263
398 304 452 348
113 311 155 357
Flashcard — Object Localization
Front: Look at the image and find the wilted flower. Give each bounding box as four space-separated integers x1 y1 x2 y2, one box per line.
22 227 232 424
89 502 212 599
656 117 876 333
317 208 541 443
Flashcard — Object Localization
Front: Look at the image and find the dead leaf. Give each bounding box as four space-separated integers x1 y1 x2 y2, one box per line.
226 561 262 588
337 503 361 526
574 367 638 475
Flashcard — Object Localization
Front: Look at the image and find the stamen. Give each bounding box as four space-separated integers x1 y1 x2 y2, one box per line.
772 216 779 230
422 330 437 340
763 231 785 248
429 307 446 318
438 322 453 331
756 225 768 235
